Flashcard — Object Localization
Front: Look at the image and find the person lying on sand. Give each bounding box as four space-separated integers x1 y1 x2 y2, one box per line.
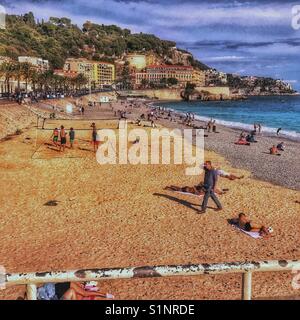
164 183 227 196
235 137 250 146
232 213 273 238
55 282 114 300
216 169 244 180
270 145 280 155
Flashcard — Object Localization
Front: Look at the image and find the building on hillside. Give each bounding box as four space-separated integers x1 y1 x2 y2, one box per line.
205 69 228 86
135 64 194 88
64 58 94 81
53 69 78 78
18 56 49 73
93 62 115 87
64 58 115 87
192 69 206 87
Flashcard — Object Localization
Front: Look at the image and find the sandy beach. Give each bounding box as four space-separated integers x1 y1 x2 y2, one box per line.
0 97 299 300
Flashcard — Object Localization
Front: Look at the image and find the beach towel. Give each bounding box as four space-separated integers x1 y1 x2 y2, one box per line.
228 220 262 239
171 190 204 198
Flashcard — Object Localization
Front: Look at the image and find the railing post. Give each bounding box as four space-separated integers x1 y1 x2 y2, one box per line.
243 271 252 300
26 284 37 300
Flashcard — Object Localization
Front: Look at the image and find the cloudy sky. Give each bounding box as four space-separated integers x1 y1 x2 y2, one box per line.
2 0 300 90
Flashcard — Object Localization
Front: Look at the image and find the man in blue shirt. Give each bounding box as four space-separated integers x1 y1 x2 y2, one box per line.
199 161 223 214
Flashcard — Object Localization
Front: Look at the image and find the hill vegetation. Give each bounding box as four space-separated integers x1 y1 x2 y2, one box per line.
0 12 208 70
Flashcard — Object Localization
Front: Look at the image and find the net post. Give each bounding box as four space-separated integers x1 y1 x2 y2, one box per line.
243 271 252 300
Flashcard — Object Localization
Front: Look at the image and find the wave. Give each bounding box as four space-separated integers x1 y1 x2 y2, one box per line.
193 115 300 141
152 104 300 141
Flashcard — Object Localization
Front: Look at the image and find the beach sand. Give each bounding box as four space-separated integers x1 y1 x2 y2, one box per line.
0 99 299 300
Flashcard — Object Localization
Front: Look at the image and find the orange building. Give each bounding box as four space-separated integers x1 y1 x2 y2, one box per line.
135 64 194 88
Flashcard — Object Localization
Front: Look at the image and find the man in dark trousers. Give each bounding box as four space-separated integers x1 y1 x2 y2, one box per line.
199 161 223 214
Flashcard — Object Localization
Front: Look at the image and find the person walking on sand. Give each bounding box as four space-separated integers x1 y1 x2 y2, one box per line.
69 127 75 149
199 161 223 214
59 125 67 152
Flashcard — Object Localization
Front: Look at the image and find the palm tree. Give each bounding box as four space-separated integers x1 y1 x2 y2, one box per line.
0 62 16 96
21 62 35 92
13 62 23 93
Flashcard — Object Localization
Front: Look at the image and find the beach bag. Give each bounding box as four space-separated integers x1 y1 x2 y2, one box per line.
37 283 58 300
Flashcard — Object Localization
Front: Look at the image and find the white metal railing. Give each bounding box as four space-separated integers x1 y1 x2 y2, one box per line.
4 260 300 300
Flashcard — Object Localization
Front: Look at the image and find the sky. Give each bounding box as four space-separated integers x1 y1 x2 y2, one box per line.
1 0 300 90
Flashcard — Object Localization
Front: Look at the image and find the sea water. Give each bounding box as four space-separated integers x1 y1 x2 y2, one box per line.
157 95 300 141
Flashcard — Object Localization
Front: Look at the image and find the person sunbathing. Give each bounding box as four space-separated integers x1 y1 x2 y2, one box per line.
270 145 280 155
235 137 250 146
216 169 244 180
56 281 114 300
164 183 227 196
232 213 273 238
165 184 205 196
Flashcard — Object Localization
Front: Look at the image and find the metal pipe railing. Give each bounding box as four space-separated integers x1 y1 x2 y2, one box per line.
4 260 300 300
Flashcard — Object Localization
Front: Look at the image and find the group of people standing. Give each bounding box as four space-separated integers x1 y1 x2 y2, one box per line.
51 126 75 152
50 122 99 152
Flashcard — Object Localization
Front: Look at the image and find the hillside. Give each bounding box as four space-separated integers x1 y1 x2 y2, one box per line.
0 12 209 70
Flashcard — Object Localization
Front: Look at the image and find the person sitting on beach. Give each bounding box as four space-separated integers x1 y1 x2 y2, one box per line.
51 128 59 147
277 142 285 151
270 145 279 155
239 131 246 139
232 213 273 238
246 133 257 143
216 169 244 180
52 282 114 300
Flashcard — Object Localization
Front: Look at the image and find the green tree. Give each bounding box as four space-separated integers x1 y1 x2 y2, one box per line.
182 82 196 101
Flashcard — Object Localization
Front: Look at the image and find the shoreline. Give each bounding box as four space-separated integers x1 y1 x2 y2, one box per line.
152 99 300 143
134 100 300 190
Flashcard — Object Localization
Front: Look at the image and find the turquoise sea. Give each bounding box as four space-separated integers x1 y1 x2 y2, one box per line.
157 95 300 141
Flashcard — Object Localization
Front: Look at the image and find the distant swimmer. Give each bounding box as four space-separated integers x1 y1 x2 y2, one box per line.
276 128 282 136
